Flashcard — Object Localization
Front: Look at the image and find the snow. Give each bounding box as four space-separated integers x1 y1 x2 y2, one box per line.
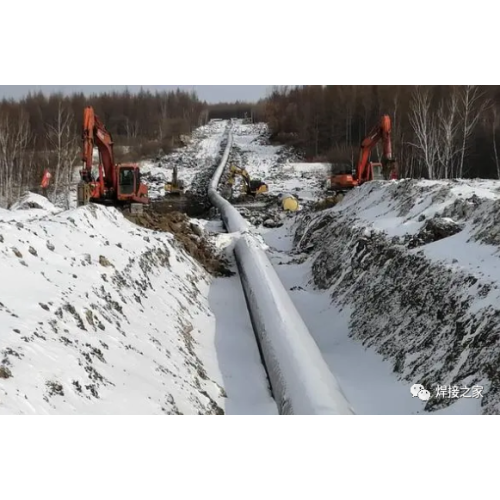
0 192 64 222
229 124 327 204
207 275 277 415
141 120 228 199
316 178 500 293
332 178 500 236
10 192 62 213
0 203 223 414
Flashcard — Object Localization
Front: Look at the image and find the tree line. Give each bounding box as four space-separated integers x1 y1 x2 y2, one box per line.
2 85 500 208
260 85 500 180
0 88 208 207
207 102 255 121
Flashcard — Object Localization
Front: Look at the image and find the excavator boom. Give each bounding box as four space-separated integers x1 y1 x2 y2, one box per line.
82 106 117 195
227 165 268 197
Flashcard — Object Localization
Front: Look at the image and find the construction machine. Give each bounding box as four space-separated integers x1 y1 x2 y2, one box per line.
78 106 149 210
227 165 268 197
165 165 185 196
326 114 398 202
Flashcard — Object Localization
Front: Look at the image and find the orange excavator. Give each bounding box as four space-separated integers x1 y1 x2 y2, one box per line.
77 106 149 209
326 114 398 196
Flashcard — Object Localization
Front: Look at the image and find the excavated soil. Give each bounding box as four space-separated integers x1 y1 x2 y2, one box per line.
125 210 233 278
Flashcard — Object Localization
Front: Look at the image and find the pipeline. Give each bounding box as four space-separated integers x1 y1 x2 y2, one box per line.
208 126 354 415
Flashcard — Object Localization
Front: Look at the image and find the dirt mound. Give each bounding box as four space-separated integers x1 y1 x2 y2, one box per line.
406 217 464 249
125 210 233 277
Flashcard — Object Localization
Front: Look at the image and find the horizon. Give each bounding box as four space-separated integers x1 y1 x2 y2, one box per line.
0 85 273 104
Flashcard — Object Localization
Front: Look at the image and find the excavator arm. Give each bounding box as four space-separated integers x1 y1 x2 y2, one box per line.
227 165 268 196
82 106 116 193
356 114 396 184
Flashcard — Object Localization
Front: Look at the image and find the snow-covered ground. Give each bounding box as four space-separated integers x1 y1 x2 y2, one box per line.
0 193 276 414
228 122 329 205
140 120 228 199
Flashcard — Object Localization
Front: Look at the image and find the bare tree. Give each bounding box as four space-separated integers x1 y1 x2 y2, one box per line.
457 85 489 177
45 100 79 206
0 110 31 207
409 87 439 179
0 114 11 206
46 100 71 199
158 98 169 141
125 118 140 140
490 105 500 179
436 87 461 179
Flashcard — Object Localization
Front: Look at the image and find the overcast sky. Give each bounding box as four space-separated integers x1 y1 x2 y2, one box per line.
0 85 272 103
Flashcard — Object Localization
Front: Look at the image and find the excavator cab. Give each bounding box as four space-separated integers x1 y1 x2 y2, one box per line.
248 179 269 196
370 163 385 181
118 167 136 195
117 164 148 202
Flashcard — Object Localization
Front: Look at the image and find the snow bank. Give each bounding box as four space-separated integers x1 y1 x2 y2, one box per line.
0 192 63 222
10 192 60 212
0 204 225 414
293 178 500 414
209 130 354 415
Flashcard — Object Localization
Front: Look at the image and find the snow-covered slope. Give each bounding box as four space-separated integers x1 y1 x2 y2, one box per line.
0 193 277 414
291 178 500 414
